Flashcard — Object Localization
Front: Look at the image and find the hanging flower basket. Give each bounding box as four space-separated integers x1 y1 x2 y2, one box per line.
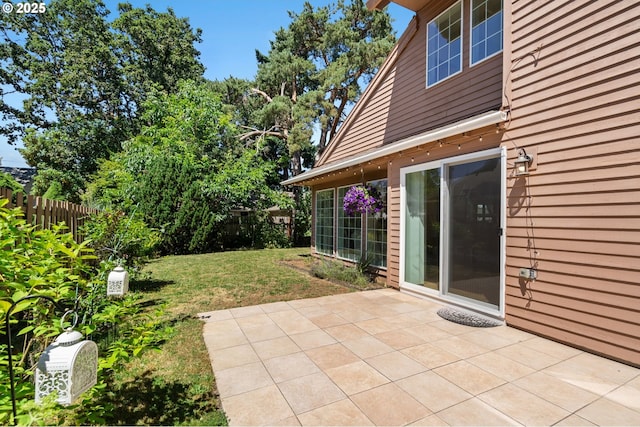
343 185 384 216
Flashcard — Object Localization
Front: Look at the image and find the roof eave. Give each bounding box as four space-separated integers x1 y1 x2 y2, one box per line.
281 110 508 186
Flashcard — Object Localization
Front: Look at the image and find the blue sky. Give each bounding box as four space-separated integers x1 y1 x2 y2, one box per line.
0 1 414 168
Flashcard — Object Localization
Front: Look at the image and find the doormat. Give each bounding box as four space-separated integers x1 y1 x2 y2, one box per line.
437 307 502 328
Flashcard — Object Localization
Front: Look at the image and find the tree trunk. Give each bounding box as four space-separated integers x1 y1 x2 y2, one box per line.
291 150 302 177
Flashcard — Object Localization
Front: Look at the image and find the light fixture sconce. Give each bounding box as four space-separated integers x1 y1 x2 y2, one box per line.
515 149 533 176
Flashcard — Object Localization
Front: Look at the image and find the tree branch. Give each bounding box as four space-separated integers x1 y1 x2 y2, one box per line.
238 129 283 141
249 88 272 103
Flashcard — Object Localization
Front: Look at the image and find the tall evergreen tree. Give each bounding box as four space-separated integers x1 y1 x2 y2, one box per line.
245 0 396 177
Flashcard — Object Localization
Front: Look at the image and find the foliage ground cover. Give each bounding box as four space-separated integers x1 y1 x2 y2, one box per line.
308 256 384 291
101 247 352 425
0 201 170 426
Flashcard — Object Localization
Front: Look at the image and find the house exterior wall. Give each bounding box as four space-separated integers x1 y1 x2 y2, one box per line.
316 0 503 167
302 0 639 367
503 0 640 366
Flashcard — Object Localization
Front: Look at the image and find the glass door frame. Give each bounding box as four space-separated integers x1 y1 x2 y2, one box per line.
399 147 507 318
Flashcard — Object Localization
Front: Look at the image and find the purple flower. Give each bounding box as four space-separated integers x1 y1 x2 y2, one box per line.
343 185 384 216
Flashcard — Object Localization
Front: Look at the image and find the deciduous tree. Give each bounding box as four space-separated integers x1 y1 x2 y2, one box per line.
0 0 204 201
86 81 290 254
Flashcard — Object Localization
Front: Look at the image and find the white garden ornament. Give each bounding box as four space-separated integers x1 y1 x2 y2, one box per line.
107 265 129 296
35 328 98 405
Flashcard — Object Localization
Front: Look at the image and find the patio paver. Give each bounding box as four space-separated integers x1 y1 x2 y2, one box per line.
200 289 640 426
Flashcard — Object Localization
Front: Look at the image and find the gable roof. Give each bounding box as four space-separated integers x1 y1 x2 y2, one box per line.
314 16 419 167
283 4 507 187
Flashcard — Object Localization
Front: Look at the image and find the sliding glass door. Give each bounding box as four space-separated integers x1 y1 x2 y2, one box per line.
447 157 501 307
404 168 441 290
401 148 504 313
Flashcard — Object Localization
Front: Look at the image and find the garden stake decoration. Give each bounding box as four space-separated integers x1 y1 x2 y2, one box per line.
4 295 97 425
107 265 129 297
343 185 384 216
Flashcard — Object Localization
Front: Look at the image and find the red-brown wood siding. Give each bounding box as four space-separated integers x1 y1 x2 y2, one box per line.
305 0 639 367
504 0 640 366
316 0 503 167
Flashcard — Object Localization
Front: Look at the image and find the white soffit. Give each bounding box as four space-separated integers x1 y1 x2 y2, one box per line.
282 110 508 186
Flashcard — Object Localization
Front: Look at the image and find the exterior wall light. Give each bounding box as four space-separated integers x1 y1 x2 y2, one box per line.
107 265 129 297
515 149 533 176
35 325 98 406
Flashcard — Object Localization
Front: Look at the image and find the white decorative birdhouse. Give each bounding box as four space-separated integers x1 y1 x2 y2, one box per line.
107 265 129 296
35 329 98 405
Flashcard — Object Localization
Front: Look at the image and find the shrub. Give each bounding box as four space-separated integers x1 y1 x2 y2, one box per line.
0 171 24 194
292 188 311 247
0 199 171 425
81 210 161 275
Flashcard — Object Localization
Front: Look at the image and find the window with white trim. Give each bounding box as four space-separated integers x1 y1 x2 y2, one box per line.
337 186 362 261
315 189 334 255
471 0 503 64
427 1 462 87
366 179 387 268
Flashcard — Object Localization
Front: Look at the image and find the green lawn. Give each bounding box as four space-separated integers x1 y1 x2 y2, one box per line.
107 248 352 425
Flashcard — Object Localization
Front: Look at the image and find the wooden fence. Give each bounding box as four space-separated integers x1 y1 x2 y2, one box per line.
1 187 99 243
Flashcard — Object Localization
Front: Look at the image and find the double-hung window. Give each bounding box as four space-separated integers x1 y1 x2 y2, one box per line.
427 1 462 87
471 0 503 64
315 189 334 255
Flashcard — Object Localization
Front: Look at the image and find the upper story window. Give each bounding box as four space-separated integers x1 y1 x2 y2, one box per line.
471 0 503 64
427 2 462 87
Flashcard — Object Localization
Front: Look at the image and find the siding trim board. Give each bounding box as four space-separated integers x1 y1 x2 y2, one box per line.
316 16 420 167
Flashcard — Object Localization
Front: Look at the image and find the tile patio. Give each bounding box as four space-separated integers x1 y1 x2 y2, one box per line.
199 289 640 426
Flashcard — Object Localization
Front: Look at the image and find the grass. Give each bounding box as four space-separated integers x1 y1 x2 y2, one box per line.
107 247 352 425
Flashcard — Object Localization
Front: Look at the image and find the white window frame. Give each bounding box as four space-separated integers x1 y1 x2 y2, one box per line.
426 1 463 88
399 147 506 318
365 179 388 269
470 0 504 67
336 184 363 262
314 188 335 256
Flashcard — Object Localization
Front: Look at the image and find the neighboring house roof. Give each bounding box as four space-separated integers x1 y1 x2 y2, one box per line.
1 166 37 194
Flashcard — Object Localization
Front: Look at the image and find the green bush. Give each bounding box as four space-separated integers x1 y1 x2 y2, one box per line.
0 199 171 425
81 210 161 275
0 171 24 193
292 188 311 246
